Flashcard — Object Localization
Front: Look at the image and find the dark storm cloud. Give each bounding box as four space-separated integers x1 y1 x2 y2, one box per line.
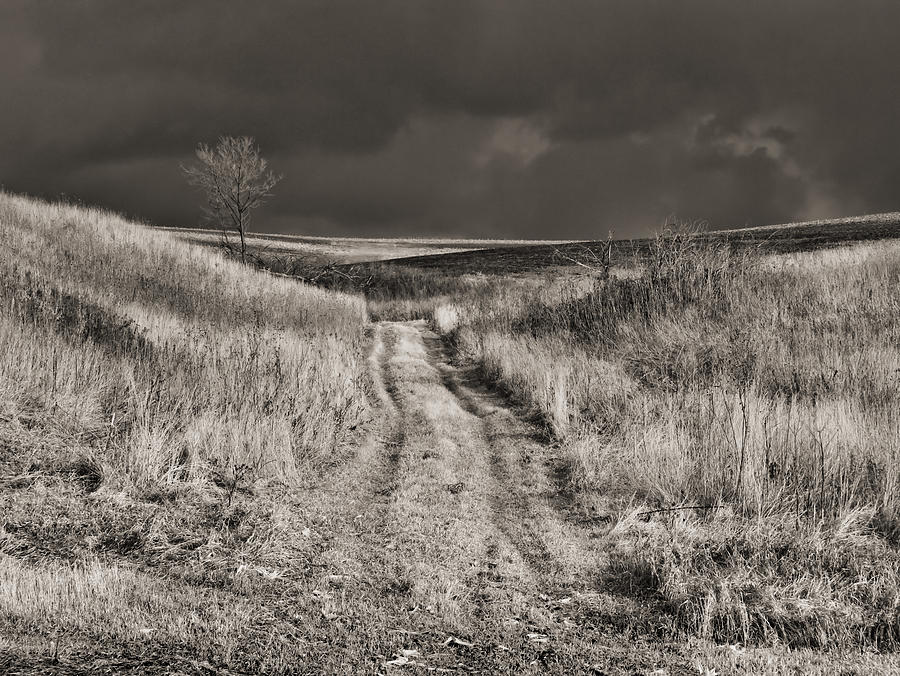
2 0 899 237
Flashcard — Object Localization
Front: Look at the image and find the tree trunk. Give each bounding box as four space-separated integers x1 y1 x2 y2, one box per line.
239 215 246 264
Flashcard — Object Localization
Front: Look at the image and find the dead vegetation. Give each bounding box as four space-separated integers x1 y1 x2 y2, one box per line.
227 217 900 654
422 230 900 651
3 191 900 674
235 217 900 666
0 192 373 672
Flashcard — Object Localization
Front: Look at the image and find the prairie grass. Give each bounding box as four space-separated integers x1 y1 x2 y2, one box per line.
168 226 574 269
0 191 368 485
245 247 502 321
0 192 370 671
6 189 900 668
427 233 900 649
1 554 258 655
195 219 900 653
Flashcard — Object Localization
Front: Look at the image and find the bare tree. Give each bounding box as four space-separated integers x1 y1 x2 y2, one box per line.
182 136 282 264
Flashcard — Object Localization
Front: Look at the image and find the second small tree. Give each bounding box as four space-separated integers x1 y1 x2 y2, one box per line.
183 136 281 264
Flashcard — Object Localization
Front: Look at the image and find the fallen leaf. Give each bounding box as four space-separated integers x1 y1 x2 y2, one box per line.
527 633 550 643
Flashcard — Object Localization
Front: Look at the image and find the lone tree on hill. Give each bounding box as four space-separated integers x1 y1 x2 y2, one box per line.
182 136 282 264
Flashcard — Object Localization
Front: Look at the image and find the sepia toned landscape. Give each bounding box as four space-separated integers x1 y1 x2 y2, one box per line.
4 2 900 674
1 192 899 674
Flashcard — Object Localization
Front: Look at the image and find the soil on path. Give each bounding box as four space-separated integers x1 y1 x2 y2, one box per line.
301 319 694 674
0 320 694 676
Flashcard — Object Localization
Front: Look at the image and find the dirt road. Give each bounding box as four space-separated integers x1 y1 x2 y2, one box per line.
299 319 692 674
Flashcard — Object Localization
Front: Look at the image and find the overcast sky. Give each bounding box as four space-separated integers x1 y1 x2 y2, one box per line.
2 1 899 238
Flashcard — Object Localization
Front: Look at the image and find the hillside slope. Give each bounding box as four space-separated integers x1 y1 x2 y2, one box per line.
373 212 900 275
0 193 373 672
3 195 900 674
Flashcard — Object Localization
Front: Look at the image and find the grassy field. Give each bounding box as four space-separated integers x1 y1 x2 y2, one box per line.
0 193 373 672
3 194 900 674
280 221 900 671
430 235 900 649
371 212 900 275
164 225 571 266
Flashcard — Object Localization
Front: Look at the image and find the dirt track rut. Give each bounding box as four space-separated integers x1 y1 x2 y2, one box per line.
320 319 693 674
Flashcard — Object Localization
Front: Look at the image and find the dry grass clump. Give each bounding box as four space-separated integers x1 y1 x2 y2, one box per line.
432 231 900 649
0 555 255 648
608 507 900 649
0 510 322 673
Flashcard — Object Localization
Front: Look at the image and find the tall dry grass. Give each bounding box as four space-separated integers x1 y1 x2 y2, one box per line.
431 233 900 649
0 192 376 671
0 192 369 485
